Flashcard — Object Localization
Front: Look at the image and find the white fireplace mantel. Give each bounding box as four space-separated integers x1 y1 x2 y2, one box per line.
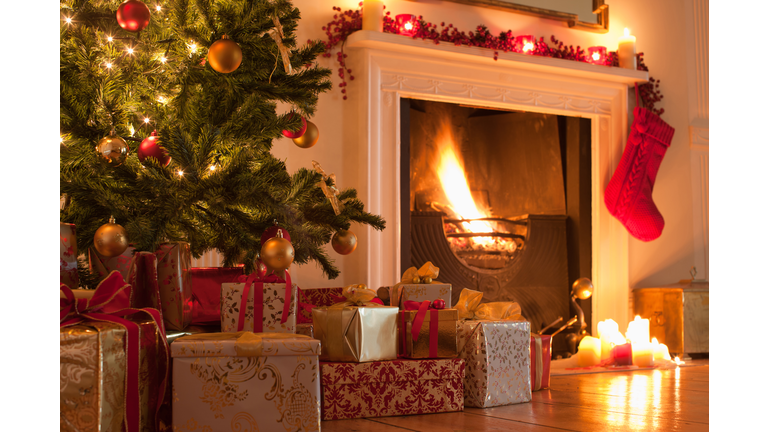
344 30 648 333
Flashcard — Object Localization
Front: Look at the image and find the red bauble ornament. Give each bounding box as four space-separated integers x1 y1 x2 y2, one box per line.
431 299 446 310
116 0 151 32
281 113 307 139
138 130 171 167
255 259 268 278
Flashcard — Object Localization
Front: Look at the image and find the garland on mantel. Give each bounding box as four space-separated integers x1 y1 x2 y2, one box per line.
320 4 665 116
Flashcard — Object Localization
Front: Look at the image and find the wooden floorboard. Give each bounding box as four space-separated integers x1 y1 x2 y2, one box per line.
320 361 709 431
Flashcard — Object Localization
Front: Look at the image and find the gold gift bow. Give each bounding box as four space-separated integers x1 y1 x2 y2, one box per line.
175 331 310 357
312 160 344 215
326 284 384 360
391 262 442 307
532 334 544 391
455 288 527 321
269 14 293 74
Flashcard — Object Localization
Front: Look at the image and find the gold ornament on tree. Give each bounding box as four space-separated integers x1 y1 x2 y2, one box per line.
207 35 243 73
260 228 295 271
292 121 319 148
331 229 357 255
312 160 344 215
96 129 129 167
93 216 129 257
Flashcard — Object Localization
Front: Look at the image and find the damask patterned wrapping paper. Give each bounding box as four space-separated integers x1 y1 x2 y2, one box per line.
221 282 297 333
312 305 398 362
456 320 532 407
171 332 321 432
400 308 459 358
126 251 162 311
189 267 244 325
530 334 552 391
60 223 79 290
390 284 452 309
297 287 344 324
60 319 168 432
88 245 135 283
155 242 192 331
320 358 465 420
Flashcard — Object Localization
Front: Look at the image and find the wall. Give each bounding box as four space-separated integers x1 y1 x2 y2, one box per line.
260 0 703 291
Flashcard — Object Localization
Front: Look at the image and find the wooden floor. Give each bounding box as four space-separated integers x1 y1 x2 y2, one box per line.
320 361 709 432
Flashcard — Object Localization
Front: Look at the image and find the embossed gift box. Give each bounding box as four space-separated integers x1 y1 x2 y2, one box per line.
60 320 169 432
390 283 453 309
320 358 465 420
171 332 321 432
221 279 297 333
399 307 459 358
60 222 79 290
312 304 398 362
457 320 532 407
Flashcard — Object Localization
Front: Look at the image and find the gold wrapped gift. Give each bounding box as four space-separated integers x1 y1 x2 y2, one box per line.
400 308 458 358
390 262 452 308
311 284 398 362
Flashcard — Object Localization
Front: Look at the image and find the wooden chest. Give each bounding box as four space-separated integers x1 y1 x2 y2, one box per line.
633 281 709 356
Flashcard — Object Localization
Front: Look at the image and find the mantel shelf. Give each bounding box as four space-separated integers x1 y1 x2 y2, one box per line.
345 30 648 86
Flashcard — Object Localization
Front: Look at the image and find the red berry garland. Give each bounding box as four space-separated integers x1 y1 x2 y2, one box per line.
322 5 665 117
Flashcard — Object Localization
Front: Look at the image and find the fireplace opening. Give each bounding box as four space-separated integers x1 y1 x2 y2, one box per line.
400 98 593 356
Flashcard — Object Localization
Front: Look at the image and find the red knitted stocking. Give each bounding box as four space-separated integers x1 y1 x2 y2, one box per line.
604 87 675 241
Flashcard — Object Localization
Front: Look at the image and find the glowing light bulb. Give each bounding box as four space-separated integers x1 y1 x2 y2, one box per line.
209 165 216 171
65 17 72 24
156 5 162 12
107 36 113 42
189 43 198 53
144 117 151 124
592 52 601 61
157 96 165 103
105 62 113 69
160 56 167 63
178 170 184 176
523 42 534 52
126 47 134 55
60 136 64 143
404 22 413 31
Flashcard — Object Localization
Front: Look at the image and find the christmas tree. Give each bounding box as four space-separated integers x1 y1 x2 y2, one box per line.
60 0 385 280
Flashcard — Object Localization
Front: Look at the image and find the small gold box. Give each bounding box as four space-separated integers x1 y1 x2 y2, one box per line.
633 280 709 355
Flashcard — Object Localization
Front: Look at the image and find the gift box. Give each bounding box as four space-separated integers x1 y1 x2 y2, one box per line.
155 242 193 331
320 358 465 420
171 332 321 432
457 320 532 407
60 222 79 290
312 285 398 362
390 262 452 309
296 323 314 338
221 274 297 333
399 303 458 359
189 267 244 325
126 251 162 311
88 244 135 282
60 272 170 432
297 287 344 324
531 334 552 391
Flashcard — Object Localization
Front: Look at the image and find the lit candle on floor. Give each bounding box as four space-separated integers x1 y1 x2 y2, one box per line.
362 0 384 32
617 28 636 69
597 319 626 361
577 336 602 367
632 342 654 367
651 337 672 361
611 343 633 365
625 315 650 344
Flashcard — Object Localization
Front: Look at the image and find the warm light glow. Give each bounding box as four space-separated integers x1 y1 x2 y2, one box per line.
674 356 685 366
651 337 672 361
107 36 113 42
60 136 64 143
160 56 167 63
404 22 413 31
126 47 135 55
597 319 627 360
189 43 198 53
178 170 184 176
209 165 216 171
65 17 72 24
144 117 151 124
436 134 494 243
156 5 162 12
105 62 113 69
157 96 165 103
592 52 601 61
626 315 650 344
523 42 534 52
624 28 630 37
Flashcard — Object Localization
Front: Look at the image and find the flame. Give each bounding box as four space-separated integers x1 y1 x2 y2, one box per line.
435 129 494 245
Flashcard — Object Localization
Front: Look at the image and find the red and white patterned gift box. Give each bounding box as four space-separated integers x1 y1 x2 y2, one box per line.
320 358 464 420
297 287 344 324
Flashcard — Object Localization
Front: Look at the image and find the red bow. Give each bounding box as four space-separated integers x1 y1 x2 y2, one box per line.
402 300 442 358
60 271 168 432
236 271 293 332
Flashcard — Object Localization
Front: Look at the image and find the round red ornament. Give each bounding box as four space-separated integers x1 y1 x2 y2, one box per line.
281 113 307 139
116 0 151 32
138 130 171 167
431 299 446 310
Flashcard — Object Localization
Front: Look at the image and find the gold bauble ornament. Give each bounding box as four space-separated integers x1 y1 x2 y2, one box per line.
93 216 129 257
260 229 295 271
331 229 357 255
412 276 421 284
95 130 129 167
421 276 432 284
207 35 243 73
292 121 319 148
571 277 594 300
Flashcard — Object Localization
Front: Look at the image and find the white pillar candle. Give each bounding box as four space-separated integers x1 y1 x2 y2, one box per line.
651 337 672 361
617 28 636 69
362 0 384 32
632 342 654 367
577 336 602 367
597 319 626 361
625 315 649 344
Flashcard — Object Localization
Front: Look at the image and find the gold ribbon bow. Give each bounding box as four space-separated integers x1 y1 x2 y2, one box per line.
269 14 293 74
455 288 526 321
390 262 442 307
330 284 378 307
312 160 344 215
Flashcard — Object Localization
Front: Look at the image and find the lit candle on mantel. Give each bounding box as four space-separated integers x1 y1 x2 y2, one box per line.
362 0 384 32
577 336 602 367
617 28 636 69
597 319 626 361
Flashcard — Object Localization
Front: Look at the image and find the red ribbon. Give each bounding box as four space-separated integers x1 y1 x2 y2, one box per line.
402 300 440 358
236 270 293 332
60 271 169 432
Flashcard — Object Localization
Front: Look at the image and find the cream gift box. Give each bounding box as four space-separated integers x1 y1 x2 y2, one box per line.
221 278 297 333
171 332 321 432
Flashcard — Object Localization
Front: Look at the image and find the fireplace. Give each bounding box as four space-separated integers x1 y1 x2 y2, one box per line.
344 30 648 334
401 99 592 352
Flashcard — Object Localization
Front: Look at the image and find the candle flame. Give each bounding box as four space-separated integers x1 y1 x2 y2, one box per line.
624 28 630 37
592 52 601 61
404 22 413 31
523 42 534 52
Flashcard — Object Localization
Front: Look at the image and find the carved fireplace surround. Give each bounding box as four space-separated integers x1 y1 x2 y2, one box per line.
343 30 648 334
